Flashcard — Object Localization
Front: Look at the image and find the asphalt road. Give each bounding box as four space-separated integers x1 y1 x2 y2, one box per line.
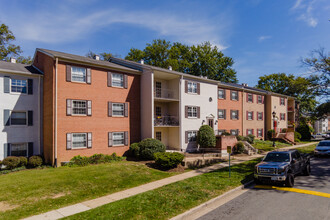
198 157 330 220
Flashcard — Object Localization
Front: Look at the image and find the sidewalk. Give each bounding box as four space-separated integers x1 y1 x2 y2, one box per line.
24 142 316 220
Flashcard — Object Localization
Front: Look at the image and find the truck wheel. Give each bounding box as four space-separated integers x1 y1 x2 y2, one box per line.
285 174 294 187
303 164 311 176
254 178 261 185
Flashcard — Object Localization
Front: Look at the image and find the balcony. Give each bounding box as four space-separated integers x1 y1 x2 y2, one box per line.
154 88 179 101
288 106 294 112
154 116 179 127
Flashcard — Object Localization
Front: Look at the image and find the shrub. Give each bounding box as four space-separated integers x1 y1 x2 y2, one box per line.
281 128 287 133
128 143 140 158
296 125 312 140
246 134 255 144
233 142 245 154
28 156 43 168
19 157 28 167
2 156 20 170
154 152 184 169
66 153 125 167
294 131 302 142
138 138 166 160
221 131 231 136
236 135 244 141
197 125 216 148
69 155 89 166
267 129 275 140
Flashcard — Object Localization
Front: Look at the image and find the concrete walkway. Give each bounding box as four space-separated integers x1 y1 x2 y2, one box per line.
24 142 316 220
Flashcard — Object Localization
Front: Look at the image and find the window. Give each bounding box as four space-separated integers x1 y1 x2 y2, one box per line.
11 79 27 93
11 143 28 156
188 106 197 118
280 113 286 120
155 106 162 117
112 103 124 116
188 82 197 94
257 112 263 120
187 131 197 142
257 129 263 137
231 110 239 120
247 111 253 120
218 109 226 119
218 89 225 99
258 95 263 104
247 94 253 102
247 129 253 135
113 132 124 146
112 73 124 87
231 91 238 101
71 67 86 82
280 98 285 105
218 130 226 135
156 132 162 141
11 111 27 125
72 100 87 115
72 133 87 149
230 129 239 136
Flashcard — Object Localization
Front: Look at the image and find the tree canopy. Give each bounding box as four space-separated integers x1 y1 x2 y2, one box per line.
312 102 330 119
86 51 116 61
125 39 238 83
256 73 318 114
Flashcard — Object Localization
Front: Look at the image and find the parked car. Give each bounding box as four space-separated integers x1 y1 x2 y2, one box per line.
321 133 330 138
312 133 324 139
314 140 330 156
254 150 310 187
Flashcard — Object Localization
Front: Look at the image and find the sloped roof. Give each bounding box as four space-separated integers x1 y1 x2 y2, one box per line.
0 60 42 75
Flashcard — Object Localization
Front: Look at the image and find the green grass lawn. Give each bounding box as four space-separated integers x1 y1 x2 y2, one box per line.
0 161 177 220
252 140 291 152
296 144 317 154
65 159 261 220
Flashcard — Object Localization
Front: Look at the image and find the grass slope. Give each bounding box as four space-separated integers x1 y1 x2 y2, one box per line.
253 140 291 152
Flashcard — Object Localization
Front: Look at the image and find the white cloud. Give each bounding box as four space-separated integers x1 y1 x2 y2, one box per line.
0 6 230 50
291 0 318 27
258 35 272 42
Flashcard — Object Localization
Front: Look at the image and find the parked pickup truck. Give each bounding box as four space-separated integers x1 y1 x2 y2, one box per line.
254 150 311 187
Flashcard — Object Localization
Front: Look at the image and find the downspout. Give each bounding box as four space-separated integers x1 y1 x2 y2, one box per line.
179 75 183 151
38 75 41 155
242 89 245 136
54 58 58 167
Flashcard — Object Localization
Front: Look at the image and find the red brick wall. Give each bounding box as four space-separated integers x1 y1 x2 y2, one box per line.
216 136 238 151
285 132 294 143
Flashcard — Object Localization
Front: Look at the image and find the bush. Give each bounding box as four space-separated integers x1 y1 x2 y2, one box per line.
294 131 302 142
69 155 90 166
246 134 255 144
2 156 20 170
296 125 312 140
267 129 275 140
128 143 140 158
281 128 287 133
66 153 125 167
138 138 166 160
154 152 184 169
19 157 28 167
236 135 244 141
221 131 231 136
233 142 245 154
197 125 216 148
28 156 43 168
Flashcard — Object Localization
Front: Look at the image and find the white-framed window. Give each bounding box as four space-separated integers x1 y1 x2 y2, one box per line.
231 110 239 120
247 129 253 135
72 100 87 115
188 106 197 118
280 98 285 106
156 131 162 141
230 129 239 136
247 94 253 102
257 112 263 120
112 73 124 87
187 131 197 142
71 66 86 83
218 89 225 99
258 95 263 104
231 91 238 101
257 129 263 137
11 111 27 125
188 81 197 94
247 111 253 120
11 79 27 93
280 113 286 120
113 132 124 146
218 130 226 135
112 103 124 116
218 109 225 119
72 133 87 149
11 143 28 157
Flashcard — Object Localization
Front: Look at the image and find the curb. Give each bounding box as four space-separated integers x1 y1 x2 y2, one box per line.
171 180 254 220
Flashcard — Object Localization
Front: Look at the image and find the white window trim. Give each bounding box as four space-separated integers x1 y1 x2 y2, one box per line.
247 129 253 135
10 142 28 157
218 89 225 99
187 131 197 142
112 103 125 117
231 91 238 101
188 106 198 118
257 129 263 137
111 73 124 88
10 111 28 126
71 66 87 83
231 110 239 120
218 109 225 119
187 81 198 94
280 98 285 106
10 78 28 95
112 132 125 146
230 129 238 136
72 100 87 116
257 112 263 121
257 95 262 104
247 111 253 120
72 133 87 149
247 94 253 102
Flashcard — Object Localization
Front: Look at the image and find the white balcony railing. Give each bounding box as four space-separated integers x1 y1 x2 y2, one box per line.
154 116 179 126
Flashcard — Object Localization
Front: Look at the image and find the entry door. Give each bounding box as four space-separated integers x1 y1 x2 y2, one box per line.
208 119 214 129
155 82 162 98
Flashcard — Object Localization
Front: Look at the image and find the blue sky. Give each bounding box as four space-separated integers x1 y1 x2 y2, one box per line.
0 0 329 86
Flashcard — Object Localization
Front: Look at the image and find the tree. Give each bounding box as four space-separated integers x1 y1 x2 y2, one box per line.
16 56 32 64
86 50 120 60
125 39 238 83
312 102 330 119
301 48 330 98
256 73 318 114
197 125 216 148
0 23 22 60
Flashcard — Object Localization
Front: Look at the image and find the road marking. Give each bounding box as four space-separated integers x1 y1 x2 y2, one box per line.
255 185 330 198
